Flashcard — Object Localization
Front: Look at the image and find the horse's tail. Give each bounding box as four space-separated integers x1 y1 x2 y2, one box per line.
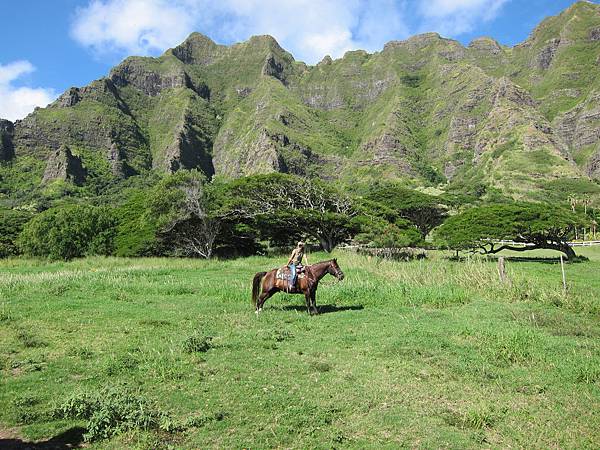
252 272 267 306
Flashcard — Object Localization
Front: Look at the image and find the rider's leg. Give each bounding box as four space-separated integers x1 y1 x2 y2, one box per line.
289 263 296 287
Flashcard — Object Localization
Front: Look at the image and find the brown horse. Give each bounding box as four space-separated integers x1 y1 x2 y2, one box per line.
252 259 345 315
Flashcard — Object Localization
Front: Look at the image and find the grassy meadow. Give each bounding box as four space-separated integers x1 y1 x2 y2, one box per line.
1 248 600 448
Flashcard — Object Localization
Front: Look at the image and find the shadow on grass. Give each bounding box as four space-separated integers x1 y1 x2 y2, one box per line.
492 256 588 264
278 304 364 314
0 427 85 450
447 255 589 264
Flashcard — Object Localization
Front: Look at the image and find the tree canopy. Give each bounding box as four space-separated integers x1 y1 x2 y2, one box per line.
18 204 116 260
222 173 358 252
365 183 448 238
435 203 589 260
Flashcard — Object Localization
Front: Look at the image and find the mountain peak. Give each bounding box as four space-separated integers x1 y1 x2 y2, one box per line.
170 32 223 65
180 32 218 48
4 1 600 204
468 37 504 55
383 32 463 53
243 35 288 55
565 0 599 13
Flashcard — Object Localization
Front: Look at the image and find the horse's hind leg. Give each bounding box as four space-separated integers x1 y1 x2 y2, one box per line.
257 289 276 312
256 292 268 312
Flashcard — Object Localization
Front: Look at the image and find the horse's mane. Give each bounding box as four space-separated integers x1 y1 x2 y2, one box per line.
307 259 336 269
309 259 334 266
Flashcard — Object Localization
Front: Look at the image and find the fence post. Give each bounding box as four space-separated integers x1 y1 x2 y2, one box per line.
560 255 567 294
497 256 508 284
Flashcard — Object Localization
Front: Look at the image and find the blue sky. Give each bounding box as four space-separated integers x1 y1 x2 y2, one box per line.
0 0 596 121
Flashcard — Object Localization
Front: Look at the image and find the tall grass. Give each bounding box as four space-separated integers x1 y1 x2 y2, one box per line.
0 251 599 448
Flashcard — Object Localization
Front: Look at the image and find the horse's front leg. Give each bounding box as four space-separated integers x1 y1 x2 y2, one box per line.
304 291 312 315
309 289 318 315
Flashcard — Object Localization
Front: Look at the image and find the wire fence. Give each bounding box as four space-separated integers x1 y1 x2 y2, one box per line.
489 240 600 247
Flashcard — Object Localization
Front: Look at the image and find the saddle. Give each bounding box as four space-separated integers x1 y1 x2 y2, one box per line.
275 265 306 281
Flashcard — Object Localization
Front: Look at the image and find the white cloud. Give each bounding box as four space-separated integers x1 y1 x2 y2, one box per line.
418 0 509 36
0 61 56 121
71 0 410 63
71 0 195 56
70 0 508 64
353 0 410 50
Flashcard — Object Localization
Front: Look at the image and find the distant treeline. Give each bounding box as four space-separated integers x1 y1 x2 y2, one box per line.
0 171 595 261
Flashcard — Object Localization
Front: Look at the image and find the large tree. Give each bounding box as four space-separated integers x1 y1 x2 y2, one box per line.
365 184 448 239
150 170 221 258
435 203 588 260
18 205 116 260
225 173 358 252
0 209 33 258
352 199 422 248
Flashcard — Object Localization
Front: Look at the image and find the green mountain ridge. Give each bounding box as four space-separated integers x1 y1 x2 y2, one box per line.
2 1 600 205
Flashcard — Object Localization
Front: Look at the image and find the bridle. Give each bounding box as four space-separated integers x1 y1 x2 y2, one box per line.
330 262 344 279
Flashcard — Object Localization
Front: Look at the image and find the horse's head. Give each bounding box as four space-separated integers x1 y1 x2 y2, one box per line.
329 258 345 281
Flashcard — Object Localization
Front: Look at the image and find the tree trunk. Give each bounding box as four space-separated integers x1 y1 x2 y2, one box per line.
319 237 333 253
486 241 576 261
557 243 576 261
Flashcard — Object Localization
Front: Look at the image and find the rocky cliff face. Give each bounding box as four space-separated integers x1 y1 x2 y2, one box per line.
0 119 14 161
41 145 87 185
4 1 600 202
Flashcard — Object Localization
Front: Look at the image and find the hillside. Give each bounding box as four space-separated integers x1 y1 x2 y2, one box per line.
2 1 600 207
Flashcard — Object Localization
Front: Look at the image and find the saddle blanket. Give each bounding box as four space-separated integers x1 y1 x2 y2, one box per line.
276 266 306 281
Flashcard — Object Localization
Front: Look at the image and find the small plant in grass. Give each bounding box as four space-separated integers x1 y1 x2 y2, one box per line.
54 387 166 441
311 361 332 372
12 393 39 408
481 330 538 366
443 406 500 430
67 346 94 359
16 329 47 348
12 393 46 424
105 353 139 375
572 362 600 384
183 333 213 353
0 308 13 322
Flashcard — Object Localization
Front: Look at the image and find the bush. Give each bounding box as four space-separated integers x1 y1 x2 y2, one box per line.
54 385 222 441
114 190 161 257
352 215 421 248
54 387 165 441
0 209 33 257
183 333 213 353
18 204 117 260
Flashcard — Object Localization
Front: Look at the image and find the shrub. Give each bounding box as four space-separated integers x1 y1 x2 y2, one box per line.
114 189 161 257
18 204 117 260
352 215 421 248
0 209 33 257
183 333 213 353
54 387 165 441
54 386 222 441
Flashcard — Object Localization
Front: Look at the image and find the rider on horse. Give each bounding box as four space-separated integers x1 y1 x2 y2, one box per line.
287 241 308 289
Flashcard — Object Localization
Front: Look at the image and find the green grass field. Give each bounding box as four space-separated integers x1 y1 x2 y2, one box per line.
1 248 599 448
